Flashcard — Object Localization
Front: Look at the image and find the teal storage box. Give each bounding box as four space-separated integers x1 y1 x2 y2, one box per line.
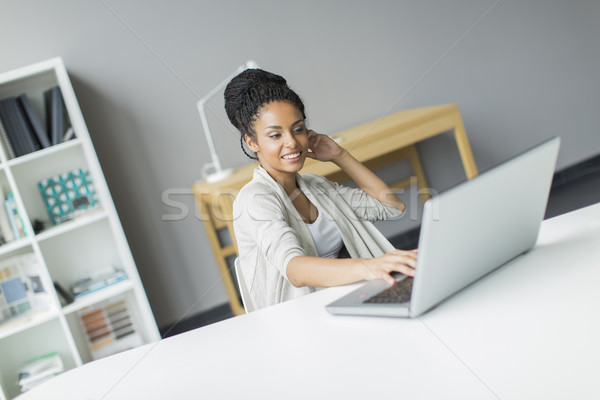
38 168 100 225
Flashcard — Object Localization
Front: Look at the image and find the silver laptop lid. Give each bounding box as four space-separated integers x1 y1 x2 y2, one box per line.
409 137 561 316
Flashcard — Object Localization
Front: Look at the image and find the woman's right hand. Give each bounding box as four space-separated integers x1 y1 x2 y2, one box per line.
306 130 345 162
360 249 418 286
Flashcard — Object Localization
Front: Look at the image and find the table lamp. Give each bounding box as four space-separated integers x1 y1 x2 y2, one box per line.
197 60 259 183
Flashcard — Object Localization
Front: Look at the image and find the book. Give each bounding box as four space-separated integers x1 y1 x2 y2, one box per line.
0 98 28 157
17 93 51 149
49 88 62 145
6 97 40 155
0 118 16 159
70 267 128 299
0 96 42 157
18 352 64 392
63 126 75 142
44 86 71 146
4 192 25 239
0 185 15 243
4 195 19 239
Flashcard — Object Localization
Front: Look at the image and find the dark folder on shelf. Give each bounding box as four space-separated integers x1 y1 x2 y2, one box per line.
0 97 35 157
0 99 22 156
17 94 51 149
44 86 70 145
8 98 40 155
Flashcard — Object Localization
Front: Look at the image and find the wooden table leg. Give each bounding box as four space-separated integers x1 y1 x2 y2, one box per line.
199 199 245 316
407 144 431 203
453 107 478 180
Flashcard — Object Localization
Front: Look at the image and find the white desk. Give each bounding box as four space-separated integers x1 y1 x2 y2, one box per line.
20 204 600 400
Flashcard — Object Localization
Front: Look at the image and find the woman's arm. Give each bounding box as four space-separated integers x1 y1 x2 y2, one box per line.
307 131 405 211
287 250 417 287
296 130 415 288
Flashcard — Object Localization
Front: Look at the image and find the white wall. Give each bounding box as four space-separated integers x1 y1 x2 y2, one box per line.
1 0 598 327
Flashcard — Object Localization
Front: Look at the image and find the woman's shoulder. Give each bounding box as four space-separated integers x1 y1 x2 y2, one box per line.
235 180 277 208
234 177 289 223
236 168 275 195
234 174 284 211
238 178 276 196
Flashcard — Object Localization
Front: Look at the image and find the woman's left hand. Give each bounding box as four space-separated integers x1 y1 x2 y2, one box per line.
306 130 345 162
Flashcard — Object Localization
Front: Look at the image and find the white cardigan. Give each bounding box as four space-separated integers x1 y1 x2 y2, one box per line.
233 166 404 310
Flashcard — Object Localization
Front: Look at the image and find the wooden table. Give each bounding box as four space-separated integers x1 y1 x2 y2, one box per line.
192 103 478 316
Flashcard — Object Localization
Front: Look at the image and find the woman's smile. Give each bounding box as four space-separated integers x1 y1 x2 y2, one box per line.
282 150 302 161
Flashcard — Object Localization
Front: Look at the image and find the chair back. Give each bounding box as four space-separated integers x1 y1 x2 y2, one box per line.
234 258 255 313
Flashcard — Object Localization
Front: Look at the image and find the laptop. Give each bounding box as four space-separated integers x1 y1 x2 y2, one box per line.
326 137 561 318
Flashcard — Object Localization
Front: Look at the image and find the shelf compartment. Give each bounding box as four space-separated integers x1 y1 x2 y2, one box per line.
37 217 123 293
0 317 77 399
35 208 108 242
65 291 145 364
0 237 32 258
0 68 62 167
0 309 59 341
6 138 82 168
8 142 90 226
0 68 58 121
0 251 58 345
62 279 134 315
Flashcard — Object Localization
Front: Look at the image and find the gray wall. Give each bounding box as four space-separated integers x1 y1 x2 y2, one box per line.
1 0 598 327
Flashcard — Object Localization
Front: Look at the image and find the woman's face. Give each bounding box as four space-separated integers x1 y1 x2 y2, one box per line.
246 101 309 183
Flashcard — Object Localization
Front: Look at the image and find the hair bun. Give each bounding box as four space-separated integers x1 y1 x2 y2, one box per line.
235 70 287 100
243 69 287 86
224 69 289 128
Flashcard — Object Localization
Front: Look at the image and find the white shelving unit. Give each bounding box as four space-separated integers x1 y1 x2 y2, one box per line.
0 58 160 399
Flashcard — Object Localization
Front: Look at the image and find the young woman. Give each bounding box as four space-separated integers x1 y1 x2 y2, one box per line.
225 69 417 309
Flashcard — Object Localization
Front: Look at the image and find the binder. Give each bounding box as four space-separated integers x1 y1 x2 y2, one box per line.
6 98 40 154
44 86 69 145
0 97 40 156
0 98 28 157
17 94 51 149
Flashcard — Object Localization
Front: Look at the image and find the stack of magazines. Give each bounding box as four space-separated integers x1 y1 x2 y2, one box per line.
70 267 128 300
18 352 64 393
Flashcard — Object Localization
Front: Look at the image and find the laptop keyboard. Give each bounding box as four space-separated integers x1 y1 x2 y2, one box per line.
364 276 414 304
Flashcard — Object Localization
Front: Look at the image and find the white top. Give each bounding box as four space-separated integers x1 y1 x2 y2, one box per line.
305 209 344 259
19 203 600 400
233 166 405 310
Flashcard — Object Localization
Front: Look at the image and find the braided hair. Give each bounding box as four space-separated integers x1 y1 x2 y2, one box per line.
224 69 306 160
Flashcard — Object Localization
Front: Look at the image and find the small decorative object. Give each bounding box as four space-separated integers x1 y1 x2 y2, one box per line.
53 281 74 305
38 168 99 225
32 219 45 235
